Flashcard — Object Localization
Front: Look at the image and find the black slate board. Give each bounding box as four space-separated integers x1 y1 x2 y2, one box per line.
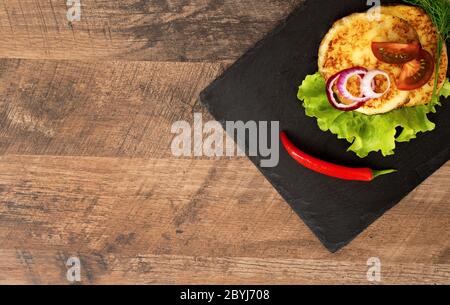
200 0 450 252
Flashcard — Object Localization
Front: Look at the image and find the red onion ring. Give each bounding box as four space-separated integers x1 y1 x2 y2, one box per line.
326 71 368 111
325 67 391 112
336 67 371 102
360 69 391 99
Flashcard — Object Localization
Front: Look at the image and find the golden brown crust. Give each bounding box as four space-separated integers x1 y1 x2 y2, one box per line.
318 5 448 115
381 5 448 106
318 13 417 115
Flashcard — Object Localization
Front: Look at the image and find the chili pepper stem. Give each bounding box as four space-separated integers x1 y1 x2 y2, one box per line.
372 169 397 179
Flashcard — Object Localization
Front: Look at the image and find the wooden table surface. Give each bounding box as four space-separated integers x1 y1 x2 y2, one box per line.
0 0 449 285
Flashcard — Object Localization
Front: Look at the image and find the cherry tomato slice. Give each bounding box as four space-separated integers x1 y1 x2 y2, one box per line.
372 42 421 64
397 49 434 91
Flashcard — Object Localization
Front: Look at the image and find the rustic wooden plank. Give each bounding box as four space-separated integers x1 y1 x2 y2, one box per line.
0 58 224 157
1 251 449 284
0 155 449 284
1 0 448 286
0 58 449 284
0 0 303 61
0 155 314 257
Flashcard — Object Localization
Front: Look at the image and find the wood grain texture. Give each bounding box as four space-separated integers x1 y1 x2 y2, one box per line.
1 251 450 284
0 0 449 285
0 155 449 284
0 59 224 157
0 0 302 61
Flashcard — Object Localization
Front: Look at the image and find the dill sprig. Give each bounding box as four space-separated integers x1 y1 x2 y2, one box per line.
403 0 450 99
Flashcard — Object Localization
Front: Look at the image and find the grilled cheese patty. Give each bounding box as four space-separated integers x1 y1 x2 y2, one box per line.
318 5 448 115
381 5 448 107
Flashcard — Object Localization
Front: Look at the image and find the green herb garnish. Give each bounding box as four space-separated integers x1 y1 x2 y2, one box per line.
403 0 450 99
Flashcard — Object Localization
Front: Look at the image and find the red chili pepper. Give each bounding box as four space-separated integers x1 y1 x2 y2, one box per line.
280 131 396 181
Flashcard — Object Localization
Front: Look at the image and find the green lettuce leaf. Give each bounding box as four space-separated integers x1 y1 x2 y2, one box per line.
298 72 449 158
441 79 450 98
